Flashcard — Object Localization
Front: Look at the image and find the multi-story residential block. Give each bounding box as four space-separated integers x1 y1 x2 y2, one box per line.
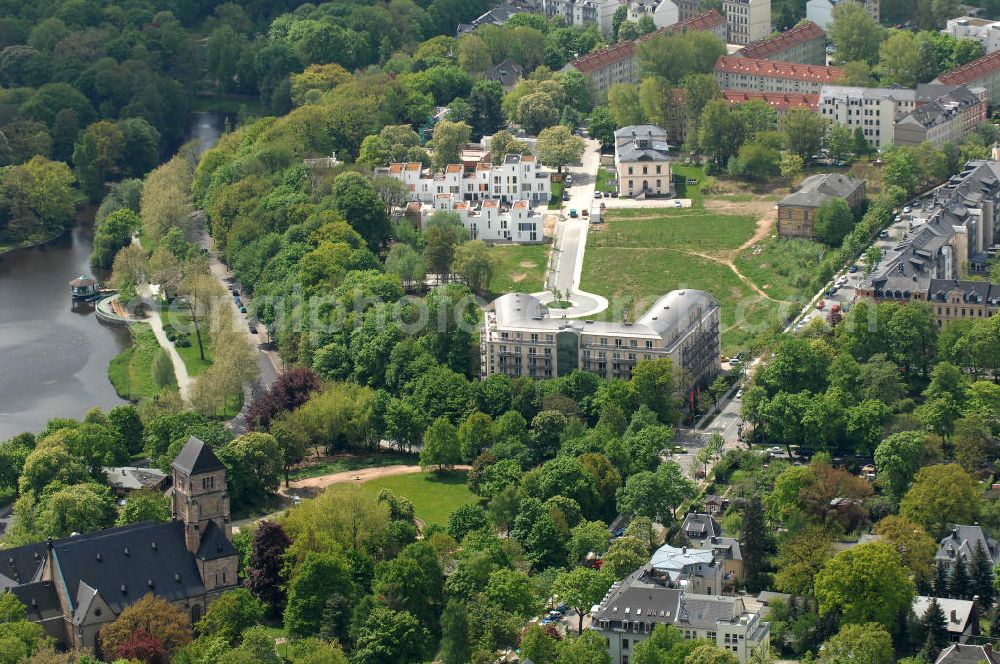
855 161 1000 319
567 10 726 100
777 173 866 239
818 85 918 149
409 196 544 243
714 56 844 94
936 50 1000 107
628 0 680 28
569 40 638 101
806 0 879 29
542 0 622 35
735 20 826 64
590 566 770 664
674 0 702 19
721 90 819 125
480 290 721 391
378 154 551 207
614 125 673 197
819 84 988 150
722 0 771 45
943 17 1000 54
894 86 989 148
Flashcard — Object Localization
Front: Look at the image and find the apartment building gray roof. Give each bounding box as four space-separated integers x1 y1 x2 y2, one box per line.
682 513 723 539
592 568 683 625
618 139 671 162
896 86 984 131
650 544 715 580
779 173 864 208
819 85 917 103
936 524 1000 566
615 124 668 147
935 644 1000 663
678 595 743 629
488 291 720 349
928 279 1000 305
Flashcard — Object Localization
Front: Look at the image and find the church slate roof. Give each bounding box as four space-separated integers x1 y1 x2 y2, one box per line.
0 542 46 588
11 581 62 622
50 520 207 615
196 520 237 562
171 436 224 475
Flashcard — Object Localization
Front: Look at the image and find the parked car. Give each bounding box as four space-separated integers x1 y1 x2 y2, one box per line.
610 190 619 197
879 230 889 238
903 206 911 213
849 265 859 273
612 527 626 538
565 174 573 184
234 297 243 307
816 299 825 309
769 446 783 456
569 209 577 218
248 324 258 334
827 288 837 297
555 604 569 614
673 200 682 208
736 388 744 399
239 306 247 314
562 192 570 201
582 209 588 217
594 191 603 198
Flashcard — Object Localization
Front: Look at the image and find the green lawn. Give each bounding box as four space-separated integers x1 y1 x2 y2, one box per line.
108 324 174 401
488 243 549 296
579 206 804 352
591 209 756 252
670 164 706 205
358 471 478 526
290 453 419 481
549 181 564 209
580 245 783 352
735 236 830 302
596 168 616 193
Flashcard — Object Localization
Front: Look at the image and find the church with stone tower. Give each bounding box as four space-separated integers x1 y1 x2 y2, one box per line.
0 437 239 651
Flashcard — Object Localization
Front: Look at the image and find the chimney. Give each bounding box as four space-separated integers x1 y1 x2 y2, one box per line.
985 643 992 654
953 528 959 539
951 609 957 622
682 547 687 554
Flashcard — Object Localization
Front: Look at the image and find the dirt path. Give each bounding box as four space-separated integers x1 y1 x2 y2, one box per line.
697 199 782 302
286 464 472 492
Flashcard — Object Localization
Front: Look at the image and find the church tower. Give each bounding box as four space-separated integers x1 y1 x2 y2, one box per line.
171 436 231 554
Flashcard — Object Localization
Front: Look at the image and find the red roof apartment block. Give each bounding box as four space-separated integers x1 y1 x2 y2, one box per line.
722 90 819 112
736 21 825 61
936 50 1000 106
715 55 844 93
571 40 635 74
656 9 726 35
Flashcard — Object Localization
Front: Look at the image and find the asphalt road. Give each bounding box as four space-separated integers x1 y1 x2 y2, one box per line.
533 139 609 318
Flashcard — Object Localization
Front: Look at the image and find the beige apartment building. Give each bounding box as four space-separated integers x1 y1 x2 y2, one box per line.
715 56 844 94
722 0 771 45
614 124 673 197
480 291 721 392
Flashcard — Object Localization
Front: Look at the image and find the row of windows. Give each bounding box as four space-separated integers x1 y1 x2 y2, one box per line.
626 165 664 175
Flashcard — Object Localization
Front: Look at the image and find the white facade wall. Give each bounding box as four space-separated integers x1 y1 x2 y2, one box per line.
628 0 680 28
386 158 551 206
422 198 543 243
944 17 1000 53
818 86 917 149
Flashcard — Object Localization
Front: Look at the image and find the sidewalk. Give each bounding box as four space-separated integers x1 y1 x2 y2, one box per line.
137 285 192 404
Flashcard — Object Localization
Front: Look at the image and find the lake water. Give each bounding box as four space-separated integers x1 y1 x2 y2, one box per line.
0 112 230 440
